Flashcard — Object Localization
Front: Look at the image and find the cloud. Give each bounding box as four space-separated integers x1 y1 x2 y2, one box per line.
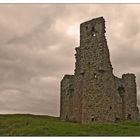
0 4 140 116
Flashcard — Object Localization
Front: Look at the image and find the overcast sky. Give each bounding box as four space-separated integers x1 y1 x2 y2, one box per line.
0 4 140 116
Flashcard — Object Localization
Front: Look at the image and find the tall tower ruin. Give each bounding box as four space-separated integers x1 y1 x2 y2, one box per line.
60 17 139 123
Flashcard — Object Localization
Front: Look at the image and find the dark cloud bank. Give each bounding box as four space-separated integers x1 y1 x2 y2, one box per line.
0 4 140 116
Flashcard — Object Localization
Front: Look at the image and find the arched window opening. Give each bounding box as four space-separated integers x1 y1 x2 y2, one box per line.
91 26 96 37
92 26 95 32
94 73 97 79
118 86 125 97
127 114 132 120
115 117 120 122
80 72 84 77
91 117 95 122
93 33 96 37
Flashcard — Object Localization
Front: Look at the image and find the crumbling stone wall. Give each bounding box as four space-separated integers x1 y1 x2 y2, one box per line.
121 74 139 119
60 75 74 121
114 74 139 120
60 17 139 123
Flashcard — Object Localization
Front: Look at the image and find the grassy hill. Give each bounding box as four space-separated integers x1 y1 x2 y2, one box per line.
0 114 140 136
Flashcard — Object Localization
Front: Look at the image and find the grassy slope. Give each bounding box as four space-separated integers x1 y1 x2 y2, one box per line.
0 114 140 136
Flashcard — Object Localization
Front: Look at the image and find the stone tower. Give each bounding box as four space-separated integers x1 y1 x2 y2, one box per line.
60 17 139 123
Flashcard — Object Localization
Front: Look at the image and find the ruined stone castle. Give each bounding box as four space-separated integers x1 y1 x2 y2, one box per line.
60 17 139 123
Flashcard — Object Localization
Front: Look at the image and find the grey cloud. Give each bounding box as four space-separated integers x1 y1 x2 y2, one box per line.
0 4 140 116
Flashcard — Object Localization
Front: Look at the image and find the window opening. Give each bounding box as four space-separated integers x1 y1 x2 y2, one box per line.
94 73 97 79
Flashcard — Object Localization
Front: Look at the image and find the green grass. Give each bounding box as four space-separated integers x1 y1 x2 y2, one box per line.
0 114 140 136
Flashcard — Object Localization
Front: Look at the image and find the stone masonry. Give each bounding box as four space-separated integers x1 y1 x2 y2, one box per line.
60 17 139 123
